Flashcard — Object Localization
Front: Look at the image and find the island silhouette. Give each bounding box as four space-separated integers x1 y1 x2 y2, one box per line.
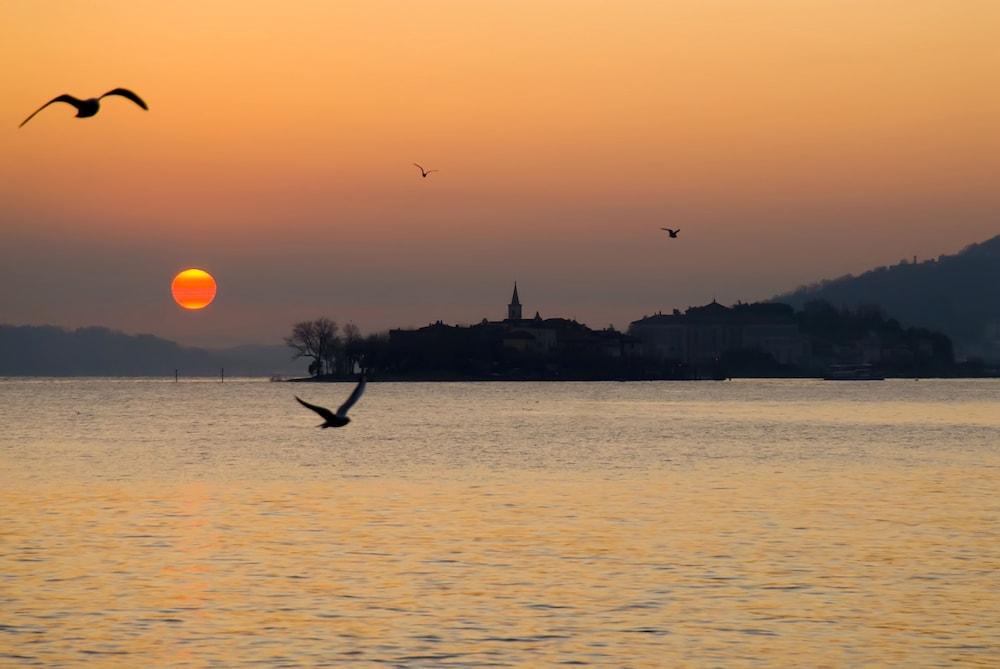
5 233 998 379
281 284 967 382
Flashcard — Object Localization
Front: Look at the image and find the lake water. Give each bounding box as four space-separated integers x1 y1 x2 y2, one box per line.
1 379 998 667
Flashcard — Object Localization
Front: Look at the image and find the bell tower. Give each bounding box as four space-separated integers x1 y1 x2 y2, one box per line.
507 283 522 321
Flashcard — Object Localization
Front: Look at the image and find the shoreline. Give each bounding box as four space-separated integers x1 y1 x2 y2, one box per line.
279 372 1000 382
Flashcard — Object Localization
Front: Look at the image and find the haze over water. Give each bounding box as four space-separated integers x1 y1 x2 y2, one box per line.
2 379 999 666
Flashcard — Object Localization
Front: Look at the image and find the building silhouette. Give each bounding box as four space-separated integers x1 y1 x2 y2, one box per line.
378 287 955 379
507 283 522 321
386 284 641 378
628 300 810 366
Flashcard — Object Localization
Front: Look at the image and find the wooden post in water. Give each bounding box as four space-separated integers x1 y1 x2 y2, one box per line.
220 367 224 383
175 369 178 382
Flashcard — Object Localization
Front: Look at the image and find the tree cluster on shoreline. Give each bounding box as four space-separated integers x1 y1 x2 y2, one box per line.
284 318 368 377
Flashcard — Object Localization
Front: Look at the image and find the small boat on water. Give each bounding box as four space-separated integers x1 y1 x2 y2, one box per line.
823 364 885 381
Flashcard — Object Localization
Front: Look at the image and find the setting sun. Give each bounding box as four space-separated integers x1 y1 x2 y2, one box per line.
171 269 217 310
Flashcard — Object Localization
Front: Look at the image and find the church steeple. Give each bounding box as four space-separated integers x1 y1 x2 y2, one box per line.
507 282 522 320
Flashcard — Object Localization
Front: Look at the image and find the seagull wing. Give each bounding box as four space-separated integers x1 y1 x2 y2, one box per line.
336 376 367 417
100 88 148 110
295 396 337 422
19 95 82 128
413 163 426 174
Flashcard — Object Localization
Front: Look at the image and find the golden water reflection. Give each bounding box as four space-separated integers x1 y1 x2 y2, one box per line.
4 465 998 666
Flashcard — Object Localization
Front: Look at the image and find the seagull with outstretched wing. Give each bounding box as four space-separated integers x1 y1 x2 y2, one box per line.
660 228 680 238
295 375 367 428
413 163 438 178
19 88 149 128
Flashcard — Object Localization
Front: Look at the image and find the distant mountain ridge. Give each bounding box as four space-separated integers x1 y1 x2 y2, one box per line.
774 234 1000 359
0 325 303 376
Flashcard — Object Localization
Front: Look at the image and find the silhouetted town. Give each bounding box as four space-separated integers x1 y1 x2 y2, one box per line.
285 284 975 381
0 282 990 378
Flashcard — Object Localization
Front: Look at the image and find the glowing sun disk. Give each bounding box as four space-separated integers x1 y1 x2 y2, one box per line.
171 268 217 310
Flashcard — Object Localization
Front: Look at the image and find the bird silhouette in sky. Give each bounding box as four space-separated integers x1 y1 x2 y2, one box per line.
661 228 680 238
295 376 367 428
19 88 149 128
413 163 438 178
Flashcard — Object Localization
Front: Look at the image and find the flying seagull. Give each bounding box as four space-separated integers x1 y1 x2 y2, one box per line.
19 88 148 128
295 376 367 428
661 228 680 238
413 163 438 178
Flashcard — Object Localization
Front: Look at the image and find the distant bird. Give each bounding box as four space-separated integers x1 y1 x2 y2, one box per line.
19 88 148 128
413 163 438 178
295 376 367 428
661 228 680 238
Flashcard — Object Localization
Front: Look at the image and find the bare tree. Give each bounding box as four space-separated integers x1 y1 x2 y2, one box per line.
285 318 339 376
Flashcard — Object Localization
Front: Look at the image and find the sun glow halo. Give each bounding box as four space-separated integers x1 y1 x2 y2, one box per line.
171 269 217 310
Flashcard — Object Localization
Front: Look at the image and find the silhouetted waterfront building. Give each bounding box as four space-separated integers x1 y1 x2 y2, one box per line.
628 300 810 366
386 284 641 379
375 289 957 380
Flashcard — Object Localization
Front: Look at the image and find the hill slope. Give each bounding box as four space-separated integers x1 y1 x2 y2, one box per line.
774 234 1000 359
0 325 304 376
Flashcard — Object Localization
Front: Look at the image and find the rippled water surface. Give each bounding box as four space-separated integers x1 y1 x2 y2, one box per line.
2 379 999 666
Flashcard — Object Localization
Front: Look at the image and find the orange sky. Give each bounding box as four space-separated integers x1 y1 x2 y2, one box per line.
1 1 997 346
